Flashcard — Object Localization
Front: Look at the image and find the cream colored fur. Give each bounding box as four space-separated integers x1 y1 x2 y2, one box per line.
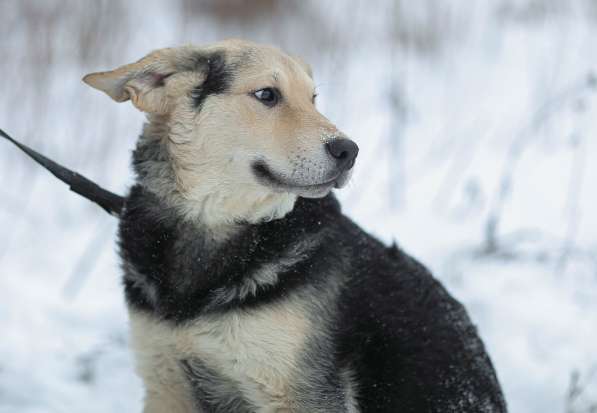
129 297 311 413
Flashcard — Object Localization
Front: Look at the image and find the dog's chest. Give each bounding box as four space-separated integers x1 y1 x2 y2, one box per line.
129 302 311 412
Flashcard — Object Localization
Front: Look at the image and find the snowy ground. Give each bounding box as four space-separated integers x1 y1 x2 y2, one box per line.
1 1 596 412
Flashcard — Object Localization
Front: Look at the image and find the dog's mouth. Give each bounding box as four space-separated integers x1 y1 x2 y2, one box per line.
252 161 352 198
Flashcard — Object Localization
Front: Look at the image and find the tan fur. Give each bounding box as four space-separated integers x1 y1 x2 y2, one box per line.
84 39 351 227
129 298 311 413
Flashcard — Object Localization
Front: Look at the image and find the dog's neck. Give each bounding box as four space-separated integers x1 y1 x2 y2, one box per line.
131 117 296 232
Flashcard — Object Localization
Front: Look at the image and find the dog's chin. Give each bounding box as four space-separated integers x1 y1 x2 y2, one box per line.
252 161 352 199
292 182 335 199
298 169 353 198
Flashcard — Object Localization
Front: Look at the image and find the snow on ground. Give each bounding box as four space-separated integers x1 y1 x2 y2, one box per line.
1 1 596 412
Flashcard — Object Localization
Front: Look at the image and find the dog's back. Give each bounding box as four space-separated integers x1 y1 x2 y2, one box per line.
335 222 506 412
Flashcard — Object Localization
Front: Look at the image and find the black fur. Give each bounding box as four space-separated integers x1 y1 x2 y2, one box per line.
188 52 233 110
336 248 506 412
119 184 342 320
118 183 507 412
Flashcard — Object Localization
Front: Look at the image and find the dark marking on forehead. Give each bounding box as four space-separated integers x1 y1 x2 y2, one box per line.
188 51 234 110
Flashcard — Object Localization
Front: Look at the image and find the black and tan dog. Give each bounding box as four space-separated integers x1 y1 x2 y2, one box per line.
83 39 507 412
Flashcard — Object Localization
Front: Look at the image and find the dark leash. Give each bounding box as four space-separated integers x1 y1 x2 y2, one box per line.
0 128 124 217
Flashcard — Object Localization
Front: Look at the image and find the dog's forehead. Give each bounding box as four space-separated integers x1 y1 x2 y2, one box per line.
215 39 293 65
216 41 313 88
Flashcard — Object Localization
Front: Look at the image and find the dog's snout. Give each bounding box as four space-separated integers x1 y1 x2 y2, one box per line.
326 138 359 169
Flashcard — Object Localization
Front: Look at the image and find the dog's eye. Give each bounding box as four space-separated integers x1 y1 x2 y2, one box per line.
253 88 280 107
312 93 318 104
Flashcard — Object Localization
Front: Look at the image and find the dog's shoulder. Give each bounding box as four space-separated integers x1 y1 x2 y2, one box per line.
334 239 507 412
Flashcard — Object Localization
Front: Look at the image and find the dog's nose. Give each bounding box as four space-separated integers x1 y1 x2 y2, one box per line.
326 138 359 169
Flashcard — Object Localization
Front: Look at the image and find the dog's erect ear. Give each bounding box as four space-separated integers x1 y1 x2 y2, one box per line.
293 55 313 79
83 49 183 114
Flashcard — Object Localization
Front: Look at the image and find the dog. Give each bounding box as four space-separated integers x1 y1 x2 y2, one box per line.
83 39 507 412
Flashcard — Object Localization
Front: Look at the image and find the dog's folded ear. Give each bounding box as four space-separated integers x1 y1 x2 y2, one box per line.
83 48 182 114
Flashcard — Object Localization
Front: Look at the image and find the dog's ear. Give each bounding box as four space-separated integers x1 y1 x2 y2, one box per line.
83 49 181 114
293 55 313 79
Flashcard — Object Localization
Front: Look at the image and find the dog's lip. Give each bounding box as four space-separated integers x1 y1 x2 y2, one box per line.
333 169 351 188
252 161 342 192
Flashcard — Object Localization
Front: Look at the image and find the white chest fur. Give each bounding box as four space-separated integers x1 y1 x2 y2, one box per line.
129 301 311 413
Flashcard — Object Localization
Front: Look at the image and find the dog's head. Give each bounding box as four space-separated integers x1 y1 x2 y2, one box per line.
84 39 358 224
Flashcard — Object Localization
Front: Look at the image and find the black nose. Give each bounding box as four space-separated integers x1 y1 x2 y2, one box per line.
326 138 359 169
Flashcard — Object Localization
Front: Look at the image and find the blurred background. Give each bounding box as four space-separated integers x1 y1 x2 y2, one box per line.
1 1 596 411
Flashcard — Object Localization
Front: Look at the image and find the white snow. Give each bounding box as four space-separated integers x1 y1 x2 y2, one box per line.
1 1 596 412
